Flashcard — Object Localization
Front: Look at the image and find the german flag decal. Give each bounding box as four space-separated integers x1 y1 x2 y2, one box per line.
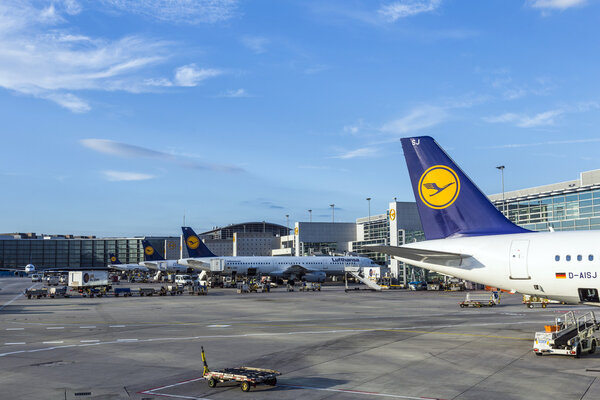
555 272 567 279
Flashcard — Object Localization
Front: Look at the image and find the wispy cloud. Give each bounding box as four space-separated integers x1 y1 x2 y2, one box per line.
484 109 563 128
217 88 250 98
0 2 223 112
102 170 156 181
241 36 270 54
101 0 239 24
381 105 448 135
378 0 442 21
241 198 285 210
332 147 379 159
485 138 600 149
527 0 587 11
81 139 245 173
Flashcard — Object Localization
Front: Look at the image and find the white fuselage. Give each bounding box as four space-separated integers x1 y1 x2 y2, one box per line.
139 259 188 273
109 263 149 272
399 230 600 304
179 256 378 277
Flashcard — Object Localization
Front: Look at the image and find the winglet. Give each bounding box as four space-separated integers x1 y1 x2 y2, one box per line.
401 136 529 240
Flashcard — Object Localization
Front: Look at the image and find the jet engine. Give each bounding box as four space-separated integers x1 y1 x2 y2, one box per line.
303 271 326 282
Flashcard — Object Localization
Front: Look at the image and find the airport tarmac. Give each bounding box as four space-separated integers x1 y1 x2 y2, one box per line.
2 276 600 400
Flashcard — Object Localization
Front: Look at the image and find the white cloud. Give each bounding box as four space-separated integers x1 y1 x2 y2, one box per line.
174 64 222 87
0 2 223 112
102 170 156 181
101 0 239 24
381 105 448 134
218 88 249 98
527 0 587 11
378 0 441 21
333 147 379 159
484 109 563 128
241 36 269 54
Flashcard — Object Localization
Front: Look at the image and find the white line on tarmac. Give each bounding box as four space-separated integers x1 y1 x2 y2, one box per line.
117 339 138 342
5 343 26 345
46 327 64 330
0 283 38 311
207 325 230 328
277 384 448 399
139 377 209 400
80 340 100 343
6 328 24 331
109 325 125 328
79 326 96 329
43 341 64 344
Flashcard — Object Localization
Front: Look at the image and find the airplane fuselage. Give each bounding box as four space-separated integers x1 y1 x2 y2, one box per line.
139 259 188 273
399 230 600 304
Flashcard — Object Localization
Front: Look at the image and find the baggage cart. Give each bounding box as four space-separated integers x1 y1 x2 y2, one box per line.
25 287 48 299
114 287 132 297
459 291 500 308
201 347 280 392
138 287 156 296
534 311 599 357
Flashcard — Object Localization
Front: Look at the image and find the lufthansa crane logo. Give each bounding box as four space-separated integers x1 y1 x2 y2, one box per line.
145 246 154 256
418 165 460 209
186 235 200 249
110 256 117 263
294 227 299 235
389 209 396 221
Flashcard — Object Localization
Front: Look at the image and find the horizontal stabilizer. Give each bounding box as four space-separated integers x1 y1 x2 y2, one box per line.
368 245 470 265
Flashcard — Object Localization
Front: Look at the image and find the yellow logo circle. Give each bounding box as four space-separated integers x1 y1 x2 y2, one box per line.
418 165 460 209
145 246 154 256
389 209 396 221
186 235 200 249
168 242 176 249
110 256 117 263
294 227 299 235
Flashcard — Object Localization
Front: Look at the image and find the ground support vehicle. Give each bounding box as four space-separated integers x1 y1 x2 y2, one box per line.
534 311 599 357
201 347 280 392
459 291 500 308
522 294 559 308
25 288 48 299
79 286 109 298
299 282 321 292
286 283 295 292
188 283 208 296
48 286 69 298
237 283 250 293
249 282 269 293
113 287 132 297
138 287 156 296
159 285 184 296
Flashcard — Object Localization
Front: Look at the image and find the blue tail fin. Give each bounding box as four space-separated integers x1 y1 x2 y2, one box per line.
141 240 165 261
401 136 529 240
181 227 216 257
109 253 121 264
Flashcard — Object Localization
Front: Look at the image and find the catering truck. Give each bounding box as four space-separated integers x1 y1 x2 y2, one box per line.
68 271 110 297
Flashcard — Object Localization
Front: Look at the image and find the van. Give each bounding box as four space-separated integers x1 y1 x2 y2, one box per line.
45 275 60 286
31 274 43 282
175 274 193 285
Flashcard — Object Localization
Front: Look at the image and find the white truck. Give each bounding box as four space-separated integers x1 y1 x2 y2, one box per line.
68 271 110 297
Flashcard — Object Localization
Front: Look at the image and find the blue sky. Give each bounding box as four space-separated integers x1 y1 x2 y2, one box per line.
1 0 600 236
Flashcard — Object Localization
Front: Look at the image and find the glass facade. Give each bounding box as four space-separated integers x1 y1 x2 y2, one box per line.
201 222 289 240
494 188 600 231
0 237 159 269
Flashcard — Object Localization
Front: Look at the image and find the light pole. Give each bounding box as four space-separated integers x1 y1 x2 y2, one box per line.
330 204 335 223
308 209 312 223
285 214 289 233
366 197 371 224
496 165 505 215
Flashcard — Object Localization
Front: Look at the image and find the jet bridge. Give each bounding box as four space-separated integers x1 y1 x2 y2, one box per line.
344 266 382 291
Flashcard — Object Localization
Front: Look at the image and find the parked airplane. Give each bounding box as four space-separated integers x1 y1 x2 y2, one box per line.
0 264 37 275
138 239 190 273
107 254 149 272
179 226 379 284
370 136 600 305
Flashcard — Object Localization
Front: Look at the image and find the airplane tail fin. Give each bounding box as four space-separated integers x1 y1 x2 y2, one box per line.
401 136 529 240
181 227 216 257
141 240 165 261
109 253 121 264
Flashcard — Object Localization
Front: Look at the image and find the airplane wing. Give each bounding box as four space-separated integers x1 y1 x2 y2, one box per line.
367 245 470 265
179 258 211 271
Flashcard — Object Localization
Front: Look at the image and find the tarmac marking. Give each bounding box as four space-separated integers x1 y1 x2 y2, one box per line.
278 384 448 399
207 325 230 328
43 341 64 344
80 340 100 343
139 377 209 399
79 326 96 329
117 338 138 342
46 327 65 330
5 342 26 345
0 283 38 311
6 328 24 331
109 325 126 328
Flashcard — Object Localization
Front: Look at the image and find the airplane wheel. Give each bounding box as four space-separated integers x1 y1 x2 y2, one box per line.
207 378 217 388
241 381 251 392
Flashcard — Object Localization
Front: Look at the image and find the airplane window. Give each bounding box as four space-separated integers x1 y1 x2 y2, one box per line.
555 255 560 261
590 255 594 261
566 255 571 261
577 255 582 261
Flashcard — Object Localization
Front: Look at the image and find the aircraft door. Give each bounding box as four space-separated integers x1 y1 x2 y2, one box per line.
509 240 530 279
